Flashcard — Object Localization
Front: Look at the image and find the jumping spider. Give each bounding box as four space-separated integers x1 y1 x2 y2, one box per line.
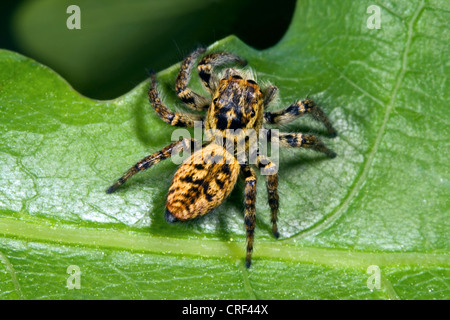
106 47 337 267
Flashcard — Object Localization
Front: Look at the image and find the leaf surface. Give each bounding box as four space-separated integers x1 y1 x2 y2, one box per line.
0 0 449 299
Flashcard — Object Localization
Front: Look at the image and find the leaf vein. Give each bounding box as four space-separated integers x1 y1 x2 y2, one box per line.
0 250 25 299
292 0 426 240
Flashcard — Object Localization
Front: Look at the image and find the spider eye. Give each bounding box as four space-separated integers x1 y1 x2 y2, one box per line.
232 75 242 79
247 79 257 85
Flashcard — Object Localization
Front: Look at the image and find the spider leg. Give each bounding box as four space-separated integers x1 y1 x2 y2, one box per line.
241 164 257 268
256 155 280 239
149 73 203 127
176 48 210 110
273 131 336 158
264 99 337 137
262 84 279 107
197 52 247 94
106 138 197 193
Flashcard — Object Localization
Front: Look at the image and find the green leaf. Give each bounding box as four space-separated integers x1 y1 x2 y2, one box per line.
1 0 449 300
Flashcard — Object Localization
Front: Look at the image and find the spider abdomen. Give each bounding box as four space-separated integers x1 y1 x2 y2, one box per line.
165 143 240 222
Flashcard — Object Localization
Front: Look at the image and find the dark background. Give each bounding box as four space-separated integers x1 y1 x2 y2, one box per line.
0 0 296 99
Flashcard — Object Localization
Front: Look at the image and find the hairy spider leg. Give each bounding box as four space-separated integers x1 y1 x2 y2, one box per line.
274 131 337 158
264 99 337 137
175 47 210 110
106 138 197 194
241 164 257 268
262 84 279 107
197 52 247 94
149 73 203 127
256 154 280 239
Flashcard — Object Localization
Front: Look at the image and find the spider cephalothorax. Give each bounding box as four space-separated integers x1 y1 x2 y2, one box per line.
106 47 337 267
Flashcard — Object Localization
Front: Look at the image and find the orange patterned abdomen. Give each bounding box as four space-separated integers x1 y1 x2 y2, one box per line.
165 144 240 222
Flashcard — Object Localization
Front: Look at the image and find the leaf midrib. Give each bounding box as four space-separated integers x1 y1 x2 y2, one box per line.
1 217 448 269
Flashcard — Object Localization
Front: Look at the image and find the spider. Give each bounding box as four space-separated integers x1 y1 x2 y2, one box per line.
106 47 337 268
